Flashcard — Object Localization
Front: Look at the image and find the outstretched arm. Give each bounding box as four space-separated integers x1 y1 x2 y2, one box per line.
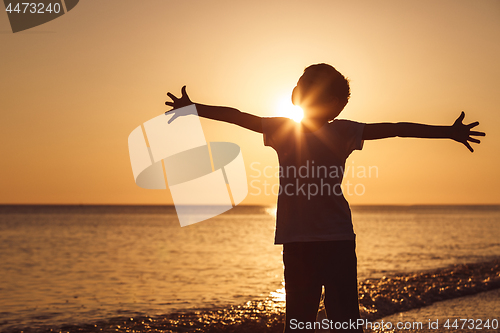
362 112 485 152
165 86 263 133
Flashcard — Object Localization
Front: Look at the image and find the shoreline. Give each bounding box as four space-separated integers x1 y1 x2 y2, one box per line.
358 258 500 320
3 258 499 333
369 289 500 333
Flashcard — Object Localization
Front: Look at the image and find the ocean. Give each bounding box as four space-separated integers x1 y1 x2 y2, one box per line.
1 205 499 332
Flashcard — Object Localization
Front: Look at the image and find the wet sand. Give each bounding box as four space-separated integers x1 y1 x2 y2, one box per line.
368 289 500 332
5 259 500 333
357 258 500 320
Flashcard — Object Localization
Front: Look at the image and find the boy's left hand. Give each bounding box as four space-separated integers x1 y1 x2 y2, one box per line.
450 112 485 152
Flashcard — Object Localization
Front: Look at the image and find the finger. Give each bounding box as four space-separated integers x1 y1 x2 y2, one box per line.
165 101 175 107
181 85 187 97
167 92 178 101
467 121 479 128
470 131 485 137
168 113 180 124
457 111 465 123
464 141 473 152
468 137 480 144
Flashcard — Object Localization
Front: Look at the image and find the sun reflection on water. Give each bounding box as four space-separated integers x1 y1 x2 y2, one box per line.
269 282 286 302
265 207 277 218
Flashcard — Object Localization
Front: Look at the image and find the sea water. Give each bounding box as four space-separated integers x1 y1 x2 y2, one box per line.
0 205 499 331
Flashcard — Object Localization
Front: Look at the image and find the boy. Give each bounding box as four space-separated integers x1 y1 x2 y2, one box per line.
165 63 485 332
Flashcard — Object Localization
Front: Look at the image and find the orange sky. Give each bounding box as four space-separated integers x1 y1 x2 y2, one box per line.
1 0 499 205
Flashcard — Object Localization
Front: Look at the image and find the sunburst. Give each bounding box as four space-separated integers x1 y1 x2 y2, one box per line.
276 96 304 123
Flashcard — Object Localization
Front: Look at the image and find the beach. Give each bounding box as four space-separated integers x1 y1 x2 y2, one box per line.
372 289 500 333
1 205 499 332
3 259 499 333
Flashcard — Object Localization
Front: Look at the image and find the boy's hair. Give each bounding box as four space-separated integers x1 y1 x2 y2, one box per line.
295 63 351 106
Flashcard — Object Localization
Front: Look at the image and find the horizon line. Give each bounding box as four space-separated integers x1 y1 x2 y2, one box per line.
1 203 499 207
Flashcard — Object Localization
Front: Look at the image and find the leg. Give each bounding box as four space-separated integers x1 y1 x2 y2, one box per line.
283 243 323 333
323 241 363 333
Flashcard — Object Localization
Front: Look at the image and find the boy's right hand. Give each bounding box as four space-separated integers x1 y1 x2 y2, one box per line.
165 86 193 110
164 86 195 124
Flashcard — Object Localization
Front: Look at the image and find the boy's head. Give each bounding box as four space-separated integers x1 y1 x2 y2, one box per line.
292 63 350 121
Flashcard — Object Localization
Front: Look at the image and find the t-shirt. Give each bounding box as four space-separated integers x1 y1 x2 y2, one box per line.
261 117 365 244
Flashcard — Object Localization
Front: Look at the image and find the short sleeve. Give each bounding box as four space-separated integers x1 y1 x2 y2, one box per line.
261 117 292 149
332 119 366 157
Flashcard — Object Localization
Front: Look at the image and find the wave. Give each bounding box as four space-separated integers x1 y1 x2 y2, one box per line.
4 259 499 333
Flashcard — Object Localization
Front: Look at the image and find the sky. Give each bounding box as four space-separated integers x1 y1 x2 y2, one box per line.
1 0 499 205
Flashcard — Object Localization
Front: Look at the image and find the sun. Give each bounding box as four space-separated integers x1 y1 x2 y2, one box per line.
276 96 304 123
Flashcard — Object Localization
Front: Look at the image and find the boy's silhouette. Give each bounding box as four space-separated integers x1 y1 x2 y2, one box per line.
165 63 485 332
